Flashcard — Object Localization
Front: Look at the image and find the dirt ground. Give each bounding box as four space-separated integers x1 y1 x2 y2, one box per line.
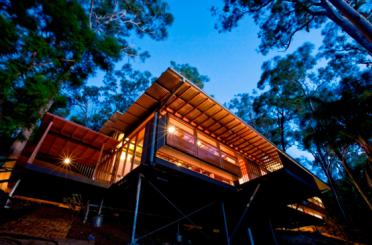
0 203 129 245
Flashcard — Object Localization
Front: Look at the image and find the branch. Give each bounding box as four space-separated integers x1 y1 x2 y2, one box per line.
282 16 315 51
89 0 95 29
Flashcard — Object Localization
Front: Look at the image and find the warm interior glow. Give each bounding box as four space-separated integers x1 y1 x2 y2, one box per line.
120 152 126 160
167 125 176 134
63 158 71 165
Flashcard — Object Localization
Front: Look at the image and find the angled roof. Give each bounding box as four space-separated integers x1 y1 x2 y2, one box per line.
101 68 328 191
31 113 119 167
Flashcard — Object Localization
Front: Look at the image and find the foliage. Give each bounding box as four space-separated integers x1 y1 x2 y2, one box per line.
226 93 257 126
69 60 211 130
67 64 152 130
81 0 173 59
0 0 119 151
226 30 371 241
0 0 173 153
170 61 210 89
213 0 372 54
304 70 372 160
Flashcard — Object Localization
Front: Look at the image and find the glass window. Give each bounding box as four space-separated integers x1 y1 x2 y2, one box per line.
167 118 196 155
169 117 194 135
133 128 145 169
166 115 243 174
197 132 217 147
115 126 146 179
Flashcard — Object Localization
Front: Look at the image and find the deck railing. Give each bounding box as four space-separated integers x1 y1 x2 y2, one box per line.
167 132 241 176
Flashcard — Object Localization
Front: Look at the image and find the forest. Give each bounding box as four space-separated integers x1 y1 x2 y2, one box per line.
0 0 371 243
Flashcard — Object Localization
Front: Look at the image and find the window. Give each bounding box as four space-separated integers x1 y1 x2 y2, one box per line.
116 127 146 179
166 115 241 174
167 117 195 155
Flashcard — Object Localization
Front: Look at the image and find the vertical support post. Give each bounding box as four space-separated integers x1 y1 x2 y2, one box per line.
27 121 53 164
98 199 104 216
83 200 90 224
93 143 105 180
4 179 21 208
247 227 255 245
131 174 143 245
229 183 261 242
268 219 278 245
149 112 158 165
221 201 230 245
110 147 122 183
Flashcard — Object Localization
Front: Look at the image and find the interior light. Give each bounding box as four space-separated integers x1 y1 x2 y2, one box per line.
167 125 176 134
197 140 202 146
120 152 126 160
63 158 71 165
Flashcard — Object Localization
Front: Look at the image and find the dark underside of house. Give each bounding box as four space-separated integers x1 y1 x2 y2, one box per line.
1 69 337 244
2 159 328 245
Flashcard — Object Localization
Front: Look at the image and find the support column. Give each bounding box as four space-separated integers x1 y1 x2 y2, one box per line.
149 112 158 165
131 174 143 245
4 179 21 208
27 121 53 164
92 143 105 181
221 201 230 245
268 219 278 245
229 183 261 241
83 200 90 224
247 227 255 245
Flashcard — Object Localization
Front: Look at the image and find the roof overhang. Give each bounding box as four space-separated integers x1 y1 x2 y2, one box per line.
22 113 119 167
100 68 329 191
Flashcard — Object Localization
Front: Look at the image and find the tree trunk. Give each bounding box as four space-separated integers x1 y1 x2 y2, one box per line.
333 147 372 211
314 145 348 221
322 0 372 54
328 0 372 41
355 136 372 163
9 99 55 159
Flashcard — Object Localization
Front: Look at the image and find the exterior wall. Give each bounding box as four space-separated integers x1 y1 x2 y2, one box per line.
110 125 146 182
151 113 284 185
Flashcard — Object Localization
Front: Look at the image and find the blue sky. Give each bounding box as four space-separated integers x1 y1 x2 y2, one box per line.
120 0 323 104
90 0 324 166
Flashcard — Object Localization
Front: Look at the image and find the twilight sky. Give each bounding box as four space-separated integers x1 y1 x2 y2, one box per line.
122 0 323 104
89 0 324 165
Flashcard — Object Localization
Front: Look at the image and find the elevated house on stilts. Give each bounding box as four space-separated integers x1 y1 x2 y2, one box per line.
5 68 329 244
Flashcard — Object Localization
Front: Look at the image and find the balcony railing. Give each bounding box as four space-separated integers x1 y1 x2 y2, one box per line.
166 126 241 176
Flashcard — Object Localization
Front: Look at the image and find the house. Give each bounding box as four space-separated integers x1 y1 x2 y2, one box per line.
5 68 329 244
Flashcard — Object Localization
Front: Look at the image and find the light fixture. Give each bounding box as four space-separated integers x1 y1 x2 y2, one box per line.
120 152 126 160
167 125 176 134
63 158 71 165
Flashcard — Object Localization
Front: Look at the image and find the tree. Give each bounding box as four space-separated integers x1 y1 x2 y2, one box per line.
83 0 173 57
226 93 257 126
213 0 372 54
304 70 372 210
255 43 316 152
68 64 152 130
0 0 173 156
170 61 210 89
0 0 121 155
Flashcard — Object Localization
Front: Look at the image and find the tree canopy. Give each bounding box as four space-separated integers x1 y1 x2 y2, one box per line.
170 61 210 89
68 64 153 131
0 0 173 154
213 0 372 54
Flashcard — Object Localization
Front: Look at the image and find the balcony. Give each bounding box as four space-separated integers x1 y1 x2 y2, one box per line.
164 116 242 178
